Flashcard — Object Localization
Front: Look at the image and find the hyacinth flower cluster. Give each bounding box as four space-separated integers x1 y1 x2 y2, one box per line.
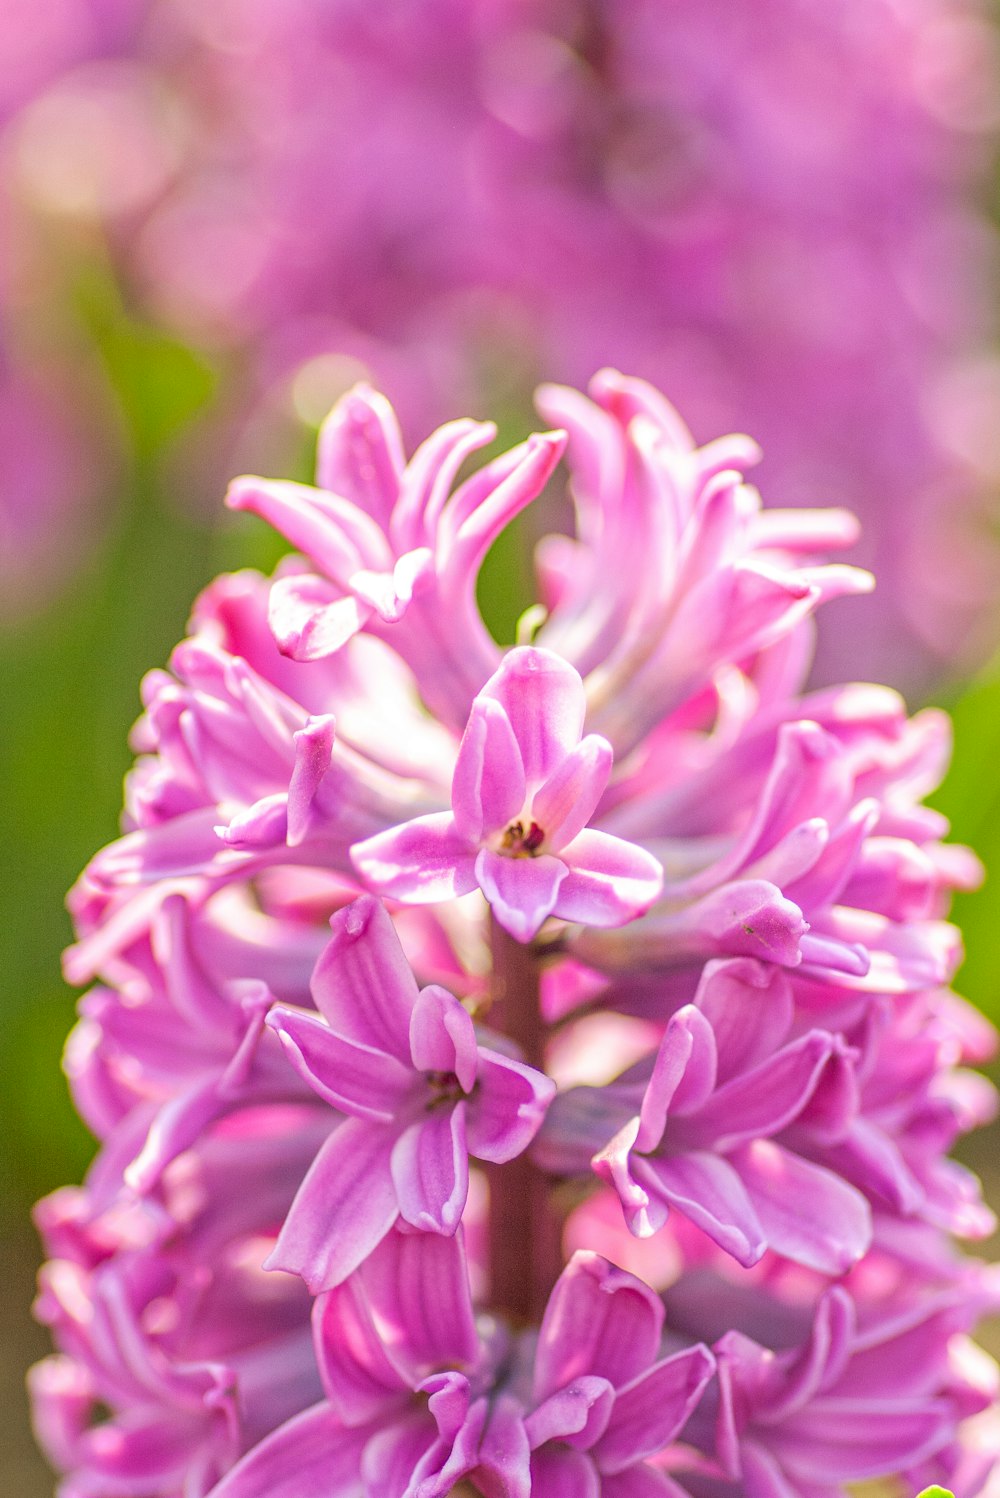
31 371 1000 1497
1 0 999 684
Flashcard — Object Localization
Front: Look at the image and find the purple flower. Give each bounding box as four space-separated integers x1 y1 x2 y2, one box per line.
522 1251 715 1496
264 894 554 1290
538 968 871 1276
352 646 664 941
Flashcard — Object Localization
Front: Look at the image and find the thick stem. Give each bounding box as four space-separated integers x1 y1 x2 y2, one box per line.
485 918 562 1325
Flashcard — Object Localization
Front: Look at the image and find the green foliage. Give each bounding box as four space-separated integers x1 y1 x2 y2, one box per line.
929 663 1000 1021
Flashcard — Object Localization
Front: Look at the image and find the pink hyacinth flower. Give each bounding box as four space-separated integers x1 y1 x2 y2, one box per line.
351 647 664 942
264 894 555 1291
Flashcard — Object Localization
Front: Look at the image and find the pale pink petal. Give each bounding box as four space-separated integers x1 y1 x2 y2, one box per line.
635 1151 767 1266
732 1141 872 1274
533 1251 665 1403
315 384 404 527
467 1049 555 1162
226 475 388 579
265 1006 413 1120
265 1118 399 1292
451 696 525 844
481 647 586 783
358 1231 479 1376
268 573 371 661
208 1402 369 1498
531 735 614 851
311 896 418 1059
287 715 336 846
391 1103 469 1233
352 813 478 904
593 1344 715 1473
556 831 664 927
475 848 567 942
409 985 478 1093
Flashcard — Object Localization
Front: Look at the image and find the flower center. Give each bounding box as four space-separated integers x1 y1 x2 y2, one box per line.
500 819 545 857
424 1070 464 1108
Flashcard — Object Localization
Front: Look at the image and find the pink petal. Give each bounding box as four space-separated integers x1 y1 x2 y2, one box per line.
533 1251 665 1403
311 896 419 1060
391 1103 469 1233
529 1446 600 1498
391 416 496 550
531 735 614 851
481 647 586 784
316 384 404 529
602 1467 692 1498
359 1409 439 1498
557 830 664 927
452 696 526 843
266 1118 399 1292
268 573 371 661
678 1031 847 1152
636 1006 717 1154
593 1118 671 1239
525 1376 615 1451
208 1402 369 1498
732 1141 872 1274
265 1006 413 1120
409 985 478 1093
351 812 478 904
593 1344 715 1474
287 716 336 846
226 475 388 579
467 1049 555 1162
315 1230 478 1422
635 1150 767 1266
475 847 567 942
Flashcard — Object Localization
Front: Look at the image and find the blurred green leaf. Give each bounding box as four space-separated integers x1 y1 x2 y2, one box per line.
930 665 1000 1021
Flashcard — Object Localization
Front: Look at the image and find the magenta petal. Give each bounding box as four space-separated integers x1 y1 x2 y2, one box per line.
265 1006 413 1121
360 1231 480 1375
593 1119 671 1239
732 1141 872 1274
311 896 418 1058
556 831 664 927
533 1251 665 1403
316 1231 478 1422
360 1409 439 1498
592 1344 715 1474
351 813 478 904
482 647 586 783
208 1402 368 1498
636 1151 767 1266
475 847 567 942
409 984 479 1094
602 1467 691 1498
467 1049 555 1161
529 1446 601 1498
451 697 525 843
525 1377 614 1452
636 1007 717 1153
532 735 613 851
391 1103 469 1233
266 1118 399 1292
681 1031 845 1151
